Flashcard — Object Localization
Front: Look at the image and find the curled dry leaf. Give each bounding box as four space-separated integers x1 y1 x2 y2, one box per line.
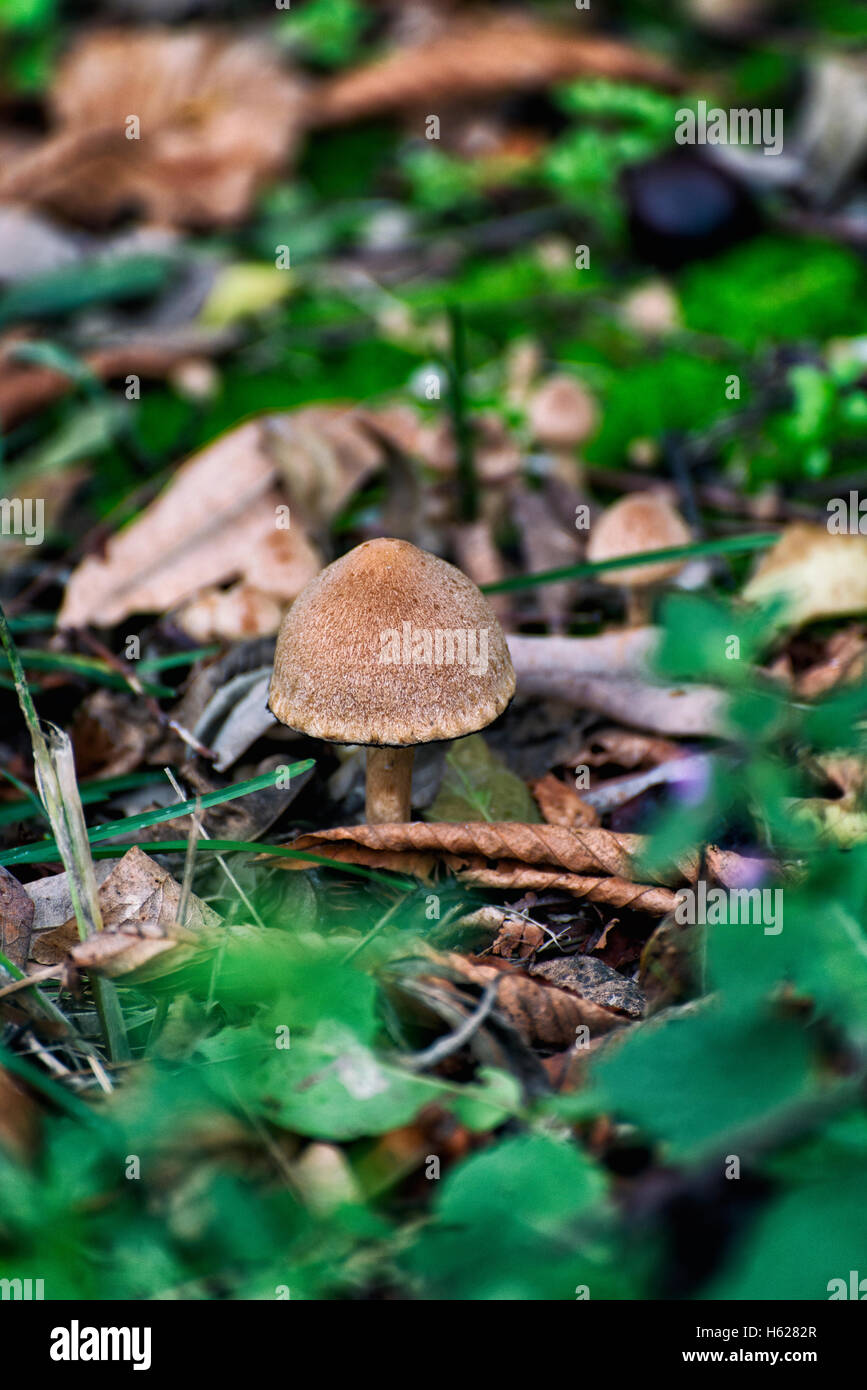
0 29 306 227
71 689 181 779
798 629 867 697
456 865 679 915
64 924 185 983
529 955 646 1018
313 13 679 124
279 821 693 911
704 845 778 890
577 727 686 770
32 846 219 967
285 820 697 884
490 916 547 960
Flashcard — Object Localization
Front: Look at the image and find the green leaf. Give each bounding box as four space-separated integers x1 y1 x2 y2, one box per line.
451 1067 523 1132
593 1005 814 1158
426 734 539 824
205 1020 447 1142
707 1120 867 1299
404 1134 625 1300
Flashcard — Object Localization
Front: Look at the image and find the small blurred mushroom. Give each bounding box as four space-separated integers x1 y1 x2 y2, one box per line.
620 281 682 338
528 374 598 452
587 492 691 626
268 538 516 823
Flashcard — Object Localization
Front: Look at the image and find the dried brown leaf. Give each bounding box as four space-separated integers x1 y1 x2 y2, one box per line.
0 866 35 971
65 928 182 981
429 951 626 1048
491 916 546 960
58 406 409 636
705 844 778 890
34 846 219 969
530 772 599 828
577 727 685 770
286 820 696 884
793 627 867 698
313 15 679 124
59 418 321 632
0 1067 40 1160
0 29 306 227
455 864 679 915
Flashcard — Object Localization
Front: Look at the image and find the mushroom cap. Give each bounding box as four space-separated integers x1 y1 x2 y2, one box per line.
587 493 691 587
268 538 516 745
528 374 598 449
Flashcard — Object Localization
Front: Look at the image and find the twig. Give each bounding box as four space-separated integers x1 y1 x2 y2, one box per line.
403 979 500 1071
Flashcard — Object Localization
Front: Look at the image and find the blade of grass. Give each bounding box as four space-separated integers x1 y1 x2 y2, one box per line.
480 531 779 593
137 646 221 672
5 614 56 632
446 303 479 524
0 647 174 697
0 600 129 1061
0 948 73 1032
0 760 316 868
0 1044 114 1130
0 766 48 827
0 770 167 827
41 839 420 892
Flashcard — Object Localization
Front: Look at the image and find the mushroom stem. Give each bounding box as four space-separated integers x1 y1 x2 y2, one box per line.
625 586 654 627
365 746 415 824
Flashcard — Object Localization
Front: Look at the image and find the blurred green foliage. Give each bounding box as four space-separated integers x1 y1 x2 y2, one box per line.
3 0 867 1304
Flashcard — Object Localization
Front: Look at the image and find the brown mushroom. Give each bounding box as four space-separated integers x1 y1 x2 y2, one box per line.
586 492 691 626
528 374 598 451
268 538 516 823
